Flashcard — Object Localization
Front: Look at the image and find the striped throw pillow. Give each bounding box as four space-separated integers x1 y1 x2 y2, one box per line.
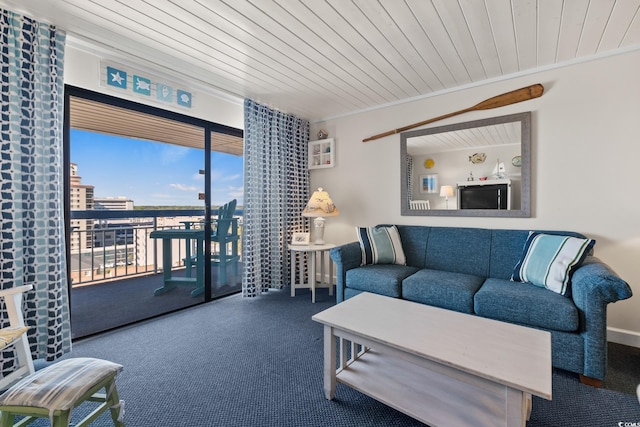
511 232 595 295
356 225 406 265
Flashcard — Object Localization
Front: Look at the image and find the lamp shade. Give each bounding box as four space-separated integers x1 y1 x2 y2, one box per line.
302 187 339 217
440 185 454 198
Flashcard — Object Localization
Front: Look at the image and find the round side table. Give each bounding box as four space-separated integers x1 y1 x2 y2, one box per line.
288 243 336 303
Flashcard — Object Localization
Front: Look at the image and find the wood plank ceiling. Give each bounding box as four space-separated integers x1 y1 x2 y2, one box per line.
2 0 640 122
69 96 244 155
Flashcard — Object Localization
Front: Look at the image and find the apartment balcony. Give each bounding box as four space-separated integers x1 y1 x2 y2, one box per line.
69 209 242 339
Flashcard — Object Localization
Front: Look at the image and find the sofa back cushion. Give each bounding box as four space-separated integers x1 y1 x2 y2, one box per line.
424 227 492 277
489 229 532 279
395 225 586 280
396 226 431 268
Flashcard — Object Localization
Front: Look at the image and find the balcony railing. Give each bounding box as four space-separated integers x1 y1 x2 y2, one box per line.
69 209 242 286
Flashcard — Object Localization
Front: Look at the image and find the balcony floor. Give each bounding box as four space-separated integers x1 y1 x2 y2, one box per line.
70 264 242 339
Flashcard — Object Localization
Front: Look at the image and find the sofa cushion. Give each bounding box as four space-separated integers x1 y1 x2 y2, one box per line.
488 229 532 279
346 265 419 298
424 227 491 277
402 269 485 314
512 232 595 295
356 225 406 265
474 278 580 332
396 225 430 268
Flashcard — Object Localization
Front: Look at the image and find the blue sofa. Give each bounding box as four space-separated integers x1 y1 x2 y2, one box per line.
330 225 633 385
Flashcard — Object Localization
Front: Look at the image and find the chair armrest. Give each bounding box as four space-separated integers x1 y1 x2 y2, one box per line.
213 218 239 239
330 242 362 303
0 285 33 298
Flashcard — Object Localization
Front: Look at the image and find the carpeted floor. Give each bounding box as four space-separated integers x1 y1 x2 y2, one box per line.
25 289 640 426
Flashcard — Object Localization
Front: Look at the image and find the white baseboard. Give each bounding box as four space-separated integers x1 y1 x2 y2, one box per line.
607 327 640 348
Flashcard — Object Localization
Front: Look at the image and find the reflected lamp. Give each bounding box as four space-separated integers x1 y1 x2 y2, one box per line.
440 185 454 209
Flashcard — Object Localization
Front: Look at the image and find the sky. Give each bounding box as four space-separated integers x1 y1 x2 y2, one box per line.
71 129 244 207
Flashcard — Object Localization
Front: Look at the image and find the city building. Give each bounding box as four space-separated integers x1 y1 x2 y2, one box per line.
94 197 134 211
69 162 94 252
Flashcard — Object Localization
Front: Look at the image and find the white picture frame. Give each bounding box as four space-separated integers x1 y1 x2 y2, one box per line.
291 232 310 245
419 174 438 194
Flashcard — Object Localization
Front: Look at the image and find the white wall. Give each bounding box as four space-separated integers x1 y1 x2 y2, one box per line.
64 45 244 129
311 50 640 340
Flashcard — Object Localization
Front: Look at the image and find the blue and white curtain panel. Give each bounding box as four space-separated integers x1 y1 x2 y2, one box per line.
242 99 310 297
406 154 413 207
0 9 71 376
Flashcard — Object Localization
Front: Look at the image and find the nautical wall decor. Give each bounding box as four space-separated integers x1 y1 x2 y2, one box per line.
102 62 193 109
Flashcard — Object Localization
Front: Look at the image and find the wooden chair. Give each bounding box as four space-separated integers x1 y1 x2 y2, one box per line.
0 285 35 391
409 199 430 210
0 286 125 427
182 199 240 286
211 199 240 285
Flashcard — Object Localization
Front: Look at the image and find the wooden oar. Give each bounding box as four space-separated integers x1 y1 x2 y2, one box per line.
362 83 544 142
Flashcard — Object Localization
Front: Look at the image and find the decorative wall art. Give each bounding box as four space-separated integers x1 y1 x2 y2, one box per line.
469 152 486 164
102 62 194 109
420 174 438 194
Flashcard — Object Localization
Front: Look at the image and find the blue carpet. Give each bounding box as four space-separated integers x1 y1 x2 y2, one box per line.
20 289 640 426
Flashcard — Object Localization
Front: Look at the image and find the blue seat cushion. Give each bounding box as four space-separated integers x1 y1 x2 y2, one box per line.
402 269 485 314
346 265 419 298
474 278 579 332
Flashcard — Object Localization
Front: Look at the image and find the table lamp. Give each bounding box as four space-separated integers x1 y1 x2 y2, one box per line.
302 187 339 244
440 185 454 209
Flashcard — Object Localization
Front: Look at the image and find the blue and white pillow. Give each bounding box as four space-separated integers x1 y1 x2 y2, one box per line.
511 232 595 295
356 225 406 266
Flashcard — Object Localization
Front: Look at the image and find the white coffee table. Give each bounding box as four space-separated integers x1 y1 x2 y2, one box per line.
312 292 552 427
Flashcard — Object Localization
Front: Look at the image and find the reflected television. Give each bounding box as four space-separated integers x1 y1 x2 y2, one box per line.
458 183 510 210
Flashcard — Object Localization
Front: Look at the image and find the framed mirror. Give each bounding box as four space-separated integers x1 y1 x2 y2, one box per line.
401 112 531 217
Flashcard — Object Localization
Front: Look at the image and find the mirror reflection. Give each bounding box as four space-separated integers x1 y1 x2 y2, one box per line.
400 112 531 217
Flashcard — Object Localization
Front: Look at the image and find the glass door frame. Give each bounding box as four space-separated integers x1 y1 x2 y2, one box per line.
63 85 243 307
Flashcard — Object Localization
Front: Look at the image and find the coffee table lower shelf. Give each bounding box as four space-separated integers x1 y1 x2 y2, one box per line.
312 293 550 427
334 347 531 427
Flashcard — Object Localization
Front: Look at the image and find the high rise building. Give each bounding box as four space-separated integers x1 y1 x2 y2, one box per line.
70 163 94 252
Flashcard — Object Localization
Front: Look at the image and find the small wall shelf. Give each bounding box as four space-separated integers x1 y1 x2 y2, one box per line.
309 138 334 169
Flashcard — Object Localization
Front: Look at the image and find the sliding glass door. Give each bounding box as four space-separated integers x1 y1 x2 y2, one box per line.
65 86 243 338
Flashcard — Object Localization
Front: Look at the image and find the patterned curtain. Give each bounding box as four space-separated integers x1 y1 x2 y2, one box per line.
242 99 309 297
0 9 71 373
406 154 413 207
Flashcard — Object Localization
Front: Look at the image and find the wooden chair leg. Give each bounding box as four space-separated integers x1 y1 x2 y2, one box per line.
53 410 72 427
0 411 15 427
579 374 603 388
107 379 125 427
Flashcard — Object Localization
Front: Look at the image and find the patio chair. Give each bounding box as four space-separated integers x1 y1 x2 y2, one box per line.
0 286 125 427
211 199 240 286
181 199 240 287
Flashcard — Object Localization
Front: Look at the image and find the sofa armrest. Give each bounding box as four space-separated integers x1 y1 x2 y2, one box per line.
572 257 632 305
330 242 362 303
570 256 632 380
